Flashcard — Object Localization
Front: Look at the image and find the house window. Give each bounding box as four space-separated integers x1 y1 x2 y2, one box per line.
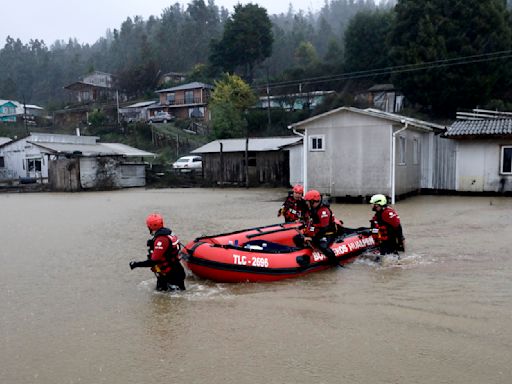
189 107 204 118
398 136 406 165
501 146 512 174
412 138 419 165
185 91 194 104
27 158 42 172
309 135 325 151
167 93 176 105
0 156 4 168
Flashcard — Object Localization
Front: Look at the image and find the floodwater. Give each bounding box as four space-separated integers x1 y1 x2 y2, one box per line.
1 189 511 384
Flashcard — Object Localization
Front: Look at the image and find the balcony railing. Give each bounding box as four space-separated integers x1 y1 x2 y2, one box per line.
165 96 209 106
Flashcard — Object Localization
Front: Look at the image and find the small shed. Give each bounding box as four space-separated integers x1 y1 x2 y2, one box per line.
444 119 512 193
0 133 155 190
192 136 302 186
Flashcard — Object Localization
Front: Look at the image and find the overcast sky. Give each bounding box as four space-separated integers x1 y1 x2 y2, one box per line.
0 0 319 47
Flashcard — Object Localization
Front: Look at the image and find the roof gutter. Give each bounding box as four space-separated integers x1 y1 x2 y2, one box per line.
289 125 307 192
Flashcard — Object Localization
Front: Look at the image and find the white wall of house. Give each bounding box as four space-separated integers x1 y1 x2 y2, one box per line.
455 139 512 192
288 145 303 186
79 157 146 189
0 138 48 179
301 110 435 198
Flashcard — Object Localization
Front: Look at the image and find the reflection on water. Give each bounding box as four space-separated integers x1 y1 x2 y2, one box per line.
1 190 511 384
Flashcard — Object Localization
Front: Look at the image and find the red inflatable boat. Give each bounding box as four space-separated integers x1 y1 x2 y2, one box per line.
180 223 376 283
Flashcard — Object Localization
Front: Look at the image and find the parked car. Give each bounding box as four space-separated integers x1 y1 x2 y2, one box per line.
172 155 202 172
149 112 173 123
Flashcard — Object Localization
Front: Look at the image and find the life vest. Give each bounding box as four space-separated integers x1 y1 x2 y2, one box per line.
303 204 336 238
148 227 181 275
371 207 401 242
280 194 306 222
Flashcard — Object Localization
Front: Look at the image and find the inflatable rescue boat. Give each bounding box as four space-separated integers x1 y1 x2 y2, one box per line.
180 223 376 283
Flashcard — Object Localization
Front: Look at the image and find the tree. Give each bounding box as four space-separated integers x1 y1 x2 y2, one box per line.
209 4 273 82
344 9 393 74
388 0 512 114
209 74 257 138
294 41 319 68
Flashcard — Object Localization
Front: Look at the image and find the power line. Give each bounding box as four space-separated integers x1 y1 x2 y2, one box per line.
254 49 512 92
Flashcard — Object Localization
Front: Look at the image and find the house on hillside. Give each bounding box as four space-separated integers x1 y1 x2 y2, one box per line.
288 107 448 202
151 82 213 122
367 84 404 113
0 133 155 190
157 72 186 86
0 100 45 123
0 100 17 122
444 119 512 193
64 71 118 103
119 100 158 123
191 136 302 186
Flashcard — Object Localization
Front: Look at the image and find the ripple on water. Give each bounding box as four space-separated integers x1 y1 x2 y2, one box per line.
137 277 233 300
356 252 432 269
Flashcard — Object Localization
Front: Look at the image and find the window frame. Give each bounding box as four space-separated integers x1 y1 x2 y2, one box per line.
185 90 194 104
166 92 176 105
500 145 512 175
412 137 419 165
27 158 42 172
309 134 325 152
398 135 406 165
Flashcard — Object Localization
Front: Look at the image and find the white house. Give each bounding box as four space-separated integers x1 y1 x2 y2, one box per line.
444 119 512 193
288 107 447 202
0 133 155 190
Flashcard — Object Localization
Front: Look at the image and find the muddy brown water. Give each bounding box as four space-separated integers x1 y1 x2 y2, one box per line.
1 189 511 384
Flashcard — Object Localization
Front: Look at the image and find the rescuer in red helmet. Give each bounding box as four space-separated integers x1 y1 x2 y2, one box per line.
278 184 307 223
296 189 340 264
129 213 186 291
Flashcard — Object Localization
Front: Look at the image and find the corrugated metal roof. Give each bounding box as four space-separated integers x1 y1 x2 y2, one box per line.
156 82 213 93
124 100 158 108
102 143 156 157
0 137 12 146
191 137 302 153
29 133 98 145
289 106 446 132
30 142 155 157
445 119 512 137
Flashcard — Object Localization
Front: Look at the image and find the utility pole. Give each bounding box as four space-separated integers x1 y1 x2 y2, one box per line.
266 67 271 130
22 95 29 135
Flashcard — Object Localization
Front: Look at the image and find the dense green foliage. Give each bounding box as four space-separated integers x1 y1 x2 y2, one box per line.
210 74 257 138
388 0 512 114
210 4 273 82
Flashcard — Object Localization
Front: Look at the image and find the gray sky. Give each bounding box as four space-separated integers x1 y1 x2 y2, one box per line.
0 0 319 47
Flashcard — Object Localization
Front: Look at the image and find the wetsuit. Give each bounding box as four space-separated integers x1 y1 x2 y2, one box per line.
279 193 307 222
371 207 404 255
130 227 186 291
300 203 337 263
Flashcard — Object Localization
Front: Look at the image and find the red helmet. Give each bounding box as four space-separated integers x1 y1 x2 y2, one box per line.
146 213 164 231
292 184 304 195
304 190 321 202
